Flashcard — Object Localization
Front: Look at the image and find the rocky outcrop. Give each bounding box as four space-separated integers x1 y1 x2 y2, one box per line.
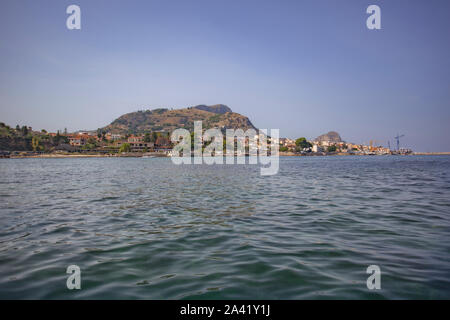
314 131 343 143
193 104 232 114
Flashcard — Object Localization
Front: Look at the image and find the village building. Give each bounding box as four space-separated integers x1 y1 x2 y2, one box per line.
67 134 91 146
105 133 122 141
312 144 323 153
127 135 154 151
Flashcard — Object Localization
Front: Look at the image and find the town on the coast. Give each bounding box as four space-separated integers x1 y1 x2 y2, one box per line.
0 104 414 158
0 125 412 158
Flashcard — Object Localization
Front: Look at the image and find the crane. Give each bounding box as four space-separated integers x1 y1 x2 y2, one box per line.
394 134 405 151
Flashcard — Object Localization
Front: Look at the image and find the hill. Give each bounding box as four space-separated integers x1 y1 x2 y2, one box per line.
101 104 257 134
314 131 343 143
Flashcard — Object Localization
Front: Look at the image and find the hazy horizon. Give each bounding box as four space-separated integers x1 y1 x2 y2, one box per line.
1 0 449 152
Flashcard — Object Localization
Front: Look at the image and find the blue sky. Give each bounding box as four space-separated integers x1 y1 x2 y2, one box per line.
0 0 449 151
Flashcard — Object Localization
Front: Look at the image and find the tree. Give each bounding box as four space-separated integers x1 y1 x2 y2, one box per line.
52 131 61 145
295 137 312 149
82 144 96 150
87 137 95 144
87 137 97 148
144 132 151 142
31 137 40 151
223 137 227 153
151 132 158 142
327 145 337 152
190 131 195 150
21 126 28 136
280 146 289 152
119 143 131 153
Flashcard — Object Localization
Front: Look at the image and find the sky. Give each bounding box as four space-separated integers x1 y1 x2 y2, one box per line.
0 0 449 152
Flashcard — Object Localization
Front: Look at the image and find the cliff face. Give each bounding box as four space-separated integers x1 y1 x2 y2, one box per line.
101 104 257 134
314 131 343 143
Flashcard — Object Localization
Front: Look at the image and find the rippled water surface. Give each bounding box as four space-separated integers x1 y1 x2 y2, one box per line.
0 156 449 299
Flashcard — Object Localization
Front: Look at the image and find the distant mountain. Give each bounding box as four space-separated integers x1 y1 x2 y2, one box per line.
101 104 257 134
314 131 343 143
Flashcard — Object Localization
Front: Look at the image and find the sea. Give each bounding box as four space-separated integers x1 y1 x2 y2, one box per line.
0 155 449 299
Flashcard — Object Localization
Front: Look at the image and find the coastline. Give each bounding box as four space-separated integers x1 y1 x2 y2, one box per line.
413 152 450 155
4 152 169 159
3 151 450 159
